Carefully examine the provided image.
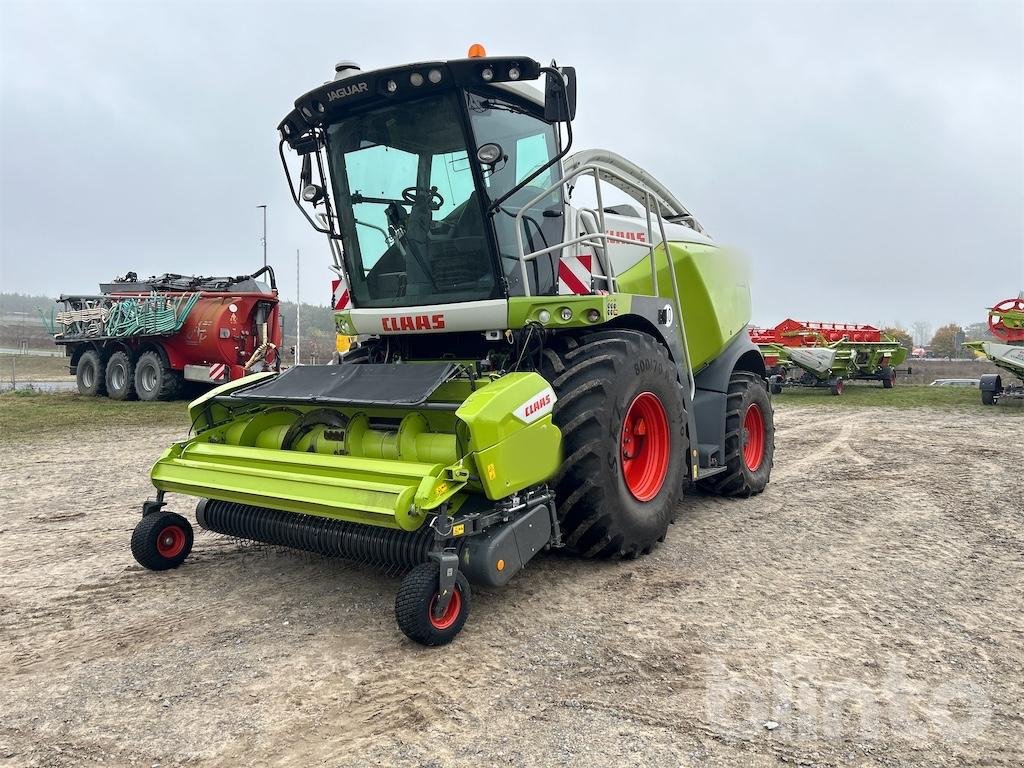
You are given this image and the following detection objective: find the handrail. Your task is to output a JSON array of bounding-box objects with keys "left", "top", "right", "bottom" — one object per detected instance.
[{"left": 512, "top": 162, "right": 696, "bottom": 399}]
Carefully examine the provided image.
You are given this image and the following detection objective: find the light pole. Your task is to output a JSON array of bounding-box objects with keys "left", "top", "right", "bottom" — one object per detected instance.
[{"left": 256, "top": 204, "right": 267, "bottom": 267}]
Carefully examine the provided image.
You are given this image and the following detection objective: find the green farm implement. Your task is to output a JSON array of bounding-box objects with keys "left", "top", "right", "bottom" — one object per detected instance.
[
  {"left": 967, "top": 294, "right": 1024, "bottom": 405},
  {"left": 751, "top": 320, "right": 909, "bottom": 395},
  {"left": 132, "top": 50, "right": 775, "bottom": 644}
]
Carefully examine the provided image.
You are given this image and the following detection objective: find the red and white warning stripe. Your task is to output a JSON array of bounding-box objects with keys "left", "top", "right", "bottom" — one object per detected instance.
[
  {"left": 557, "top": 254, "right": 592, "bottom": 295},
  {"left": 209, "top": 363, "right": 227, "bottom": 381},
  {"left": 331, "top": 278, "right": 351, "bottom": 310}
]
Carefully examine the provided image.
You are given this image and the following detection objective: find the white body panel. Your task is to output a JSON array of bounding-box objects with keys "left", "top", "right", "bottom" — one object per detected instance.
[
  {"left": 980, "top": 342, "right": 1024, "bottom": 375},
  {"left": 347, "top": 299, "right": 508, "bottom": 335},
  {"left": 787, "top": 347, "right": 838, "bottom": 376}
]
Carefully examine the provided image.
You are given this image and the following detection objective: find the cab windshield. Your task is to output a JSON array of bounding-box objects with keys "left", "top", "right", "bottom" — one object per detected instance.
[{"left": 326, "top": 93, "right": 495, "bottom": 308}]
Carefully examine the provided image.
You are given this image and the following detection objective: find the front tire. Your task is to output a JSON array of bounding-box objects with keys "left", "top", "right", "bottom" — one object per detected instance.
[
  {"left": 131, "top": 512, "right": 194, "bottom": 571},
  {"left": 881, "top": 366, "right": 894, "bottom": 388},
  {"left": 105, "top": 351, "right": 136, "bottom": 401},
  {"left": 540, "top": 330, "right": 687, "bottom": 558},
  {"left": 395, "top": 563, "right": 471, "bottom": 646},
  {"left": 697, "top": 372, "right": 775, "bottom": 498},
  {"left": 76, "top": 350, "right": 107, "bottom": 397}
]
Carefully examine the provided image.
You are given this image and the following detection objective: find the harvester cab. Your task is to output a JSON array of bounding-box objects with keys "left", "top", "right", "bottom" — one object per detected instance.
[{"left": 133, "top": 50, "right": 775, "bottom": 645}]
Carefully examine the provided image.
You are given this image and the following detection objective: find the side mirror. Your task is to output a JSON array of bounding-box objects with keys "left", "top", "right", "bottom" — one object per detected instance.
[{"left": 544, "top": 66, "right": 577, "bottom": 122}]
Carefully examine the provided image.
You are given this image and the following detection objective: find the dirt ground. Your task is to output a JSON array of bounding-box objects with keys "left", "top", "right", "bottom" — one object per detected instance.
[{"left": 1, "top": 401, "right": 1021, "bottom": 767}]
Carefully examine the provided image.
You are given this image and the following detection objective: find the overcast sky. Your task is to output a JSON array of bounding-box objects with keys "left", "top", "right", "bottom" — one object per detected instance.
[{"left": 1, "top": 0, "right": 1021, "bottom": 331}]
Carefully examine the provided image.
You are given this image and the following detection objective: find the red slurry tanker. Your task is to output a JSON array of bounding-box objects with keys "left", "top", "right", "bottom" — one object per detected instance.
[{"left": 44, "top": 267, "right": 282, "bottom": 401}]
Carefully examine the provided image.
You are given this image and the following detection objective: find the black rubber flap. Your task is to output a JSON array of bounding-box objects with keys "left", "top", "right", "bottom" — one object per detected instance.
[{"left": 231, "top": 363, "right": 456, "bottom": 406}]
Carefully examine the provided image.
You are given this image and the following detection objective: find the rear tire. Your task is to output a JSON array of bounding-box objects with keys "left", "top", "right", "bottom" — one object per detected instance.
[
  {"left": 540, "top": 330, "right": 686, "bottom": 558},
  {"left": 395, "top": 563, "right": 471, "bottom": 646},
  {"left": 131, "top": 512, "right": 193, "bottom": 571},
  {"left": 981, "top": 389, "right": 996, "bottom": 406},
  {"left": 76, "top": 350, "right": 107, "bottom": 397},
  {"left": 697, "top": 373, "right": 775, "bottom": 498},
  {"left": 104, "top": 351, "right": 136, "bottom": 401},
  {"left": 134, "top": 350, "right": 182, "bottom": 401}
]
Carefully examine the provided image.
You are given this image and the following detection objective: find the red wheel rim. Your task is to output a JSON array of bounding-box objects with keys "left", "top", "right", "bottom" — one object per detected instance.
[
  {"left": 156, "top": 525, "right": 186, "bottom": 558},
  {"left": 428, "top": 589, "right": 462, "bottom": 630},
  {"left": 742, "top": 403, "right": 766, "bottom": 472},
  {"left": 620, "top": 392, "right": 671, "bottom": 502}
]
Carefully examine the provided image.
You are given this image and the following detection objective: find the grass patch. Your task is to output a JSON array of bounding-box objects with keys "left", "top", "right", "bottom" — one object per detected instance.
[
  {"left": 0, "top": 353, "right": 70, "bottom": 380},
  {"left": 772, "top": 383, "right": 1023, "bottom": 413},
  {"left": 0, "top": 391, "right": 188, "bottom": 441}
]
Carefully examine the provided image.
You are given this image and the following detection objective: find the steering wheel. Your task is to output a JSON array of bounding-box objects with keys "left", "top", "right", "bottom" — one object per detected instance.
[{"left": 402, "top": 185, "right": 444, "bottom": 211}]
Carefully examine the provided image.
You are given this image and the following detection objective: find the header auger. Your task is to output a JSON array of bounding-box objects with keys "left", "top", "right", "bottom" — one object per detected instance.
[{"left": 132, "top": 49, "right": 775, "bottom": 644}]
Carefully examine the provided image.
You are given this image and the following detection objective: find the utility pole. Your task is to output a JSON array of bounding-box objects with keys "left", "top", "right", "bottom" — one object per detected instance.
[
  {"left": 257, "top": 204, "right": 268, "bottom": 267},
  {"left": 296, "top": 248, "right": 301, "bottom": 366}
]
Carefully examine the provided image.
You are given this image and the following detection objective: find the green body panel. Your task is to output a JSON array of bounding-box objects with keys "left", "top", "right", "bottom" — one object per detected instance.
[
  {"left": 505, "top": 294, "right": 633, "bottom": 329},
  {"left": 151, "top": 369, "right": 561, "bottom": 530},
  {"left": 152, "top": 441, "right": 442, "bottom": 530},
  {"left": 615, "top": 242, "right": 752, "bottom": 370},
  {"left": 455, "top": 373, "right": 561, "bottom": 499}
]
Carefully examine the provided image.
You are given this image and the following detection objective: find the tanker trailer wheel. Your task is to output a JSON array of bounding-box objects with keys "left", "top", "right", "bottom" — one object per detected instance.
[
  {"left": 131, "top": 512, "right": 194, "bottom": 571},
  {"left": 540, "top": 330, "right": 686, "bottom": 558},
  {"left": 104, "top": 351, "right": 137, "bottom": 401},
  {"left": 76, "top": 350, "right": 107, "bottom": 397},
  {"left": 697, "top": 372, "right": 775, "bottom": 498},
  {"left": 134, "top": 350, "right": 182, "bottom": 401},
  {"left": 831, "top": 378, "right": 844, "bottom": 396},
  {"left": 395, "top": 563, "right": 471, "bottom": 646},
  {"left": 770, "top": 375, "right": 784, "bottom": 395}
]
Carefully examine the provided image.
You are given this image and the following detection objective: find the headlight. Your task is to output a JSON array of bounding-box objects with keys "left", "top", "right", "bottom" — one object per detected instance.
[
  {"left": 409, "top": 72, "right": 424, "bottom": 87},
  {"left": 559, "top": 307, "right": 573, "bottom": 321},
  {"left": 428, "top": 69, "right": 442, "bottom": 84},
  {"left": 481, "top": 67, "right": 494, "bottom": 82}
]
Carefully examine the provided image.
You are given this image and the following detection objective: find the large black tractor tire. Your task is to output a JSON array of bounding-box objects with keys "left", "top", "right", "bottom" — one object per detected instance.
[
  {"left": 134, "top": 350, "right": 182, "bottom": 401},
  {"left": 395, "top": 563, "right": 471, "bottom": 646},
  {"left": 881, "top": 365, "right": 895, "bottom": 388},
  {"left": 75, "top": 349, "right": 107, "bottom": 397},
  {"left": 131, "top": 511, "right": 194, "bottom": 571},
  {"left": 697, "top": 372, "right": 775, "bottom": 498},
  {"left": 540, "top": 330, "right": 687, "bottom": 559},
  {"left": 104, "top": 351, "right": 137, "bottom": 401}
]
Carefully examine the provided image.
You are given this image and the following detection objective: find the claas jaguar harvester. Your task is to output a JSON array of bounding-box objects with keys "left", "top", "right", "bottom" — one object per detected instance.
[{"left": 132, "top": 49, "right": 775, "bottom": 645}]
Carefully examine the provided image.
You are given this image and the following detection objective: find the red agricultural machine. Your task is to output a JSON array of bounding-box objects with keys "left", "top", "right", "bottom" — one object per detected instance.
[
  {"left": 750, "top": 319, "right": 909, "bottom": 395},
  {"left": 43, "top": 267, "right": 282, "bottom": 400}
]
